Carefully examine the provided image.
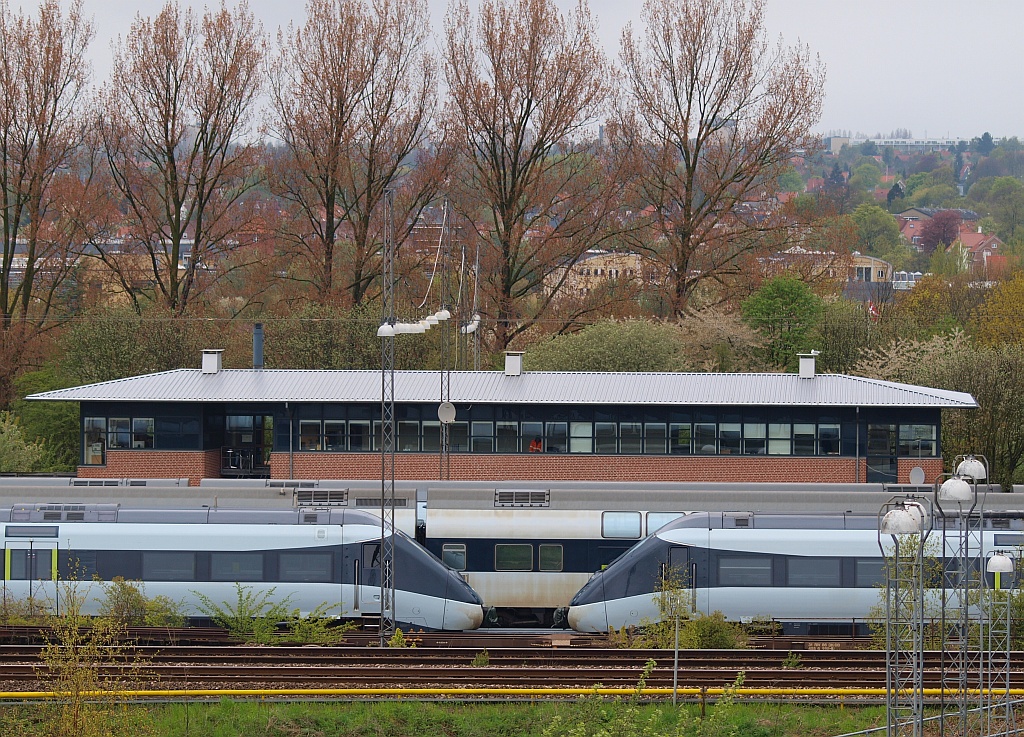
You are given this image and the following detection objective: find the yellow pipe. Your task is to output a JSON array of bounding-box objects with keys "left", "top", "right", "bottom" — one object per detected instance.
[{"left": 3, "top": 687, "right": 1024, "bottom": 700}]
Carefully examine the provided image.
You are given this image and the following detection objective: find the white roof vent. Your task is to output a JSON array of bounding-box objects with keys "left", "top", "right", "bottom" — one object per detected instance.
[
  {"left": 504, "top": 351, "right": 524, "bottom": 377},
  {"left": 202, "top": 349, "right": 224, "bottom": 374},
  {"left": 798, "top": 350, "right": 820, "bottom": 379}
]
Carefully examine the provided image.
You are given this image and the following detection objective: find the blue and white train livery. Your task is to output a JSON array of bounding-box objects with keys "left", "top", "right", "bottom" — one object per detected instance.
[{"left": 1, "top": 503, "right": 484, "bottom": 631}]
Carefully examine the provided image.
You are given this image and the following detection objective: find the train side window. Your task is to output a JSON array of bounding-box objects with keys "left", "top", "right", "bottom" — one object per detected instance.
[
  {"left": 142, "top": 552, "right": 195, "bottom": 581},
  {"left": 280, "top": 552, "right": 332, "bottom": 582},
  {"left": 647, "top": 512, "right": 685, "bottom": 535},
  {"left": 718, "top": 556, "right": 771, "bottom": 586},
  {"left": 786, "top": 557, "right": 840, "bottom": 586},
  {"left": 538, "top": 544, "right": 563, "bottom": 572},
  {"left": 495, "top": 544, "right": 532, "bottom": 571},
  {"left": 441, "top": 544, "right": 467, "bottom": 571},
  {"left": 602, "top": 512, "right": 642, "bottom": 539},
  {"left": 8, "top": 549, "right": 54, "bottom": 580},
  {"left": 855, "top": 558, "right": 885, "bottom": 587},
  {"left": 211, "top": 552, "right": 264, "bottom": 581}
]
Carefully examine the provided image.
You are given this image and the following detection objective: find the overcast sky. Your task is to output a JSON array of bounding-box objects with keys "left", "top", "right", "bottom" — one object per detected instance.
[{"left": 23, "top": 0, "right": 1024, "bottom": 141}]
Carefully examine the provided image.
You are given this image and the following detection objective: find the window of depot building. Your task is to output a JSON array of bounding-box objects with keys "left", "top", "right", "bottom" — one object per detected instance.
[{"left": 82, "top": 415, "right": 156, "bottom": 464}]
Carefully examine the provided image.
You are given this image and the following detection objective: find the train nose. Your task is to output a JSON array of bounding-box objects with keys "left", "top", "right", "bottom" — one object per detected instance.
[
  {"left": 445, "top": 604, "right": 485, "bottom": 630},
  {"left": 567, "top": 603, "right": 608, "bottom": 633}
]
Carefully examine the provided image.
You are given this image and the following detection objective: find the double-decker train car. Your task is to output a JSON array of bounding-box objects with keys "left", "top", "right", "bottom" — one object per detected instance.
[
  {"left": 567, "top": 509, "right": 1024, "bottom": 635},
  {"left": 1, "top": 502, "right": 483, "bottom": 631}
]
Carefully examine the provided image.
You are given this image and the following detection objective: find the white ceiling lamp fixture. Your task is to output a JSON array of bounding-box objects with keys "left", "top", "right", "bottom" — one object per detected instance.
[
  {"left": 955, "top": 455, "right": 987, "bottom": 481},
  {"left": 377, "top": 323, "right": 396, "bottom": 338},
  {"left": 938, "top": 476, "right": 973, "bottom": 503}
]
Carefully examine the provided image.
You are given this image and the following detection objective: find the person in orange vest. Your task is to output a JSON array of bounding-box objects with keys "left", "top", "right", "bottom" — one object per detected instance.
[{"left": 529, "top": 436, "right": 543, "bottom": 453}]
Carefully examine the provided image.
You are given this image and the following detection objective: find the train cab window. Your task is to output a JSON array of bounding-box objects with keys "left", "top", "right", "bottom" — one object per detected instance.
[
  {"left": 143, "top": 552, "right": 195, "bottom": 581},
  {"left": 538, "top": 544, "right": 563, "bottom": 572},
  {"left": 786, "top": 557, "right": 841, "bottom": 586},
  {"left": 280, "top": 552, "right": 332, "bottom": 582},
  {"left": 211, "top": 552, "right": 264, "bottom": 581},
  {"left": 602, "top": 511, "right": 642, "bottom": 539},
  {"left": 495, "top": 544, "right": 533, "bottom": 571},
  {"left": 647, "top": 512, "right": 685, "bottom": 535},
  {"left": 441, "top": 544, "right": 467, "bottom": 571},
  {"left": 855, "top": 558, "right": 885, "bottom": 587},
  {"left": 718, "top": 556, "right": 772, "bottom": 586}
]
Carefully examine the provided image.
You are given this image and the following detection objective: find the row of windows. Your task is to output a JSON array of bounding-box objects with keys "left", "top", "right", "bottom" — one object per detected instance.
[
  {"left": 712, "top": 555, "right": 883, "bottom": 588},
  {"left": 80, "top": 412, "right": 939, "bottom": 462},
  {"left": 293, "top": 419, "right": 850, "bottom": 456},
  {"left": 5, "top": 549, "right": 338, "bottom": 584},
  {"left": 442, "top": 543, "right": 565, "bottom": 572}
]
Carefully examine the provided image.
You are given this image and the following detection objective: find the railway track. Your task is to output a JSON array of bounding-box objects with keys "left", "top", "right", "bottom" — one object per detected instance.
[{"left": 2, "top": 645, "right": 1019, "bottom": 692}]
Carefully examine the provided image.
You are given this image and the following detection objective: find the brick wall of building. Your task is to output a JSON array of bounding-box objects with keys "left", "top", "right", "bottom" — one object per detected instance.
[
  {"left": 78, "top": 450, "right": 221, "bottom": 486},
  {"left": 270, "top": 453, "right": 944, "bottom": 484},
  {"left": 78, "top": 451, "right": 947, "bottom": 486}
]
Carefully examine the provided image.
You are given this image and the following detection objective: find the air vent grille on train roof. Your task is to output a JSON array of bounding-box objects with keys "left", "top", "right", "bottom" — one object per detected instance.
[
  {"left": 296, "top": 489, "right": 348, "bottom": 506},
  {"left": 355, "top": 497, "right": 407, "bottom": 507},
  {"left": 494, "top": 489, "right": 550, "bottom": 507}
]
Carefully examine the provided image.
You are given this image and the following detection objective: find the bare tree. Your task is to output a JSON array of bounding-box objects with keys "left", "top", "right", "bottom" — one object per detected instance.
[
  {"left": 267, "top": 0, "right": 439, "bottom": 307},
  {"left": 619, "top": 0, "right": 825, "bottom": 315},
  {"left": 0, "top": 0, "right": 93, "bottom": 403},
  {"left": 98, "top": 0, "right": 265, "bottom": 315},
  {"left": 443, "top": 0, "right": 624, "bottom": 350}
]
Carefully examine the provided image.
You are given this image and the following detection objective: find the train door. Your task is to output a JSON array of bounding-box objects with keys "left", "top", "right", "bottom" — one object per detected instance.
[
  {"left": 358, "top": 542, "right": 382, "bottom": 614},
  {"left": 667, "top": 546, "right": 696, "bottom": 615},
  {"left": 4, "top": 540, "right": 58, "bottom": 614}
]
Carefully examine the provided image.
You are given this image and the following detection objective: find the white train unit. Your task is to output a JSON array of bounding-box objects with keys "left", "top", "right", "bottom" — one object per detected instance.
[
  {"left": 568, "top": 510, "right": 1024, "bottom": 635},
  {"left": 0, "top": 479, "right": 1021, "bottom": 629},
  {"left": 1, "top": 503, "right": 483, "bottom": 631}
]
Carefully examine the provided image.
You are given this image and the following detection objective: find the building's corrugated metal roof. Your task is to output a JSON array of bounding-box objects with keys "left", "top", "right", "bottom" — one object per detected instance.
[{"left": 26, "top": 369, "right": 978, "bottom": 408}]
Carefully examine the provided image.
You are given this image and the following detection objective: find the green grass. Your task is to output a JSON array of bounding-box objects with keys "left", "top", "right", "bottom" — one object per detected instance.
[{"left": 1, "top": 699, "right": 888, "bottom": 737}]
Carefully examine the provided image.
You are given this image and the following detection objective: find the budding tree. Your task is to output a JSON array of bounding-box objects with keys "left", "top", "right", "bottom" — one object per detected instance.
[
  {"left": 443, "top": 0, "right": 623, "bottom": 349},
  {"left": 267, "top": 0, "right": 439, "bottom": 307},
  {"left": 98, "top": 0, "right": 265, "bottom": 315},
  {"left": 0, "top": 0, "right": 93, "bottom": 404},
  {"left": 619, "top": 0, "right": 826, "bottom": 315}
]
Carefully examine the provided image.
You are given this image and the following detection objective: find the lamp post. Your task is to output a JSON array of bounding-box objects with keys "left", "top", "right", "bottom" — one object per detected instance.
[
  {"left": 985, "top": 551, "right": 1016, "bottom": 736},
  {"left": 879, "top": 495, "right": 931, "bottom": 737},
  {"left": 933, "top": 454, "right": 988, "bottom": 737}
]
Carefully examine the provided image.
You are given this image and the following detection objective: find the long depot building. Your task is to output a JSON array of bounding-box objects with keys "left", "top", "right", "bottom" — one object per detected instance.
[{"left": 27, "top": 350, "right": 975, "bottom": 487}]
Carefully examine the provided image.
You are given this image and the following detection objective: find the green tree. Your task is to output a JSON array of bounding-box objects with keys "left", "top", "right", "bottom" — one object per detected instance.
[
  {"left": 851, "top": 203, "right": 901, "bottom": 255},
  {"left": 813, "top": 299, "right": 873, "bottom": 373},
  {"left": 984, "top": 177, "right": 1024, "bottom": 240},
  {"left": 740, "top": 276, "right": 824, "bottom": 370},
  {"left": 11, "top": 367, "right": 79, "bottom": 471},
  {"left": 848, "top": 161, "right": 882, "bottom": 193},
  {"left": 778, "top": 166, "right": 804, "bottom": 193},
  {"left": 524, "top": 319, "right": 685, "bottom": 372},
  {"left": 0, "top": 411, "right": 45, "bottom": 472}
]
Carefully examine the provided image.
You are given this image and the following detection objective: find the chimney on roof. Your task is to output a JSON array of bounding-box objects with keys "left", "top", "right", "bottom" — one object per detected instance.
[
  {"left": 253, "top": 323, "right": 264, "bottom": 370},
  {"left": 798, "top": 350, "right": 820, "bottom": 379},
  {"left": 202, "top": 349, "right": 224, "bottom": 374},
  {"left": 504, "top": 351, "right": 524, "bottom": 377}
]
